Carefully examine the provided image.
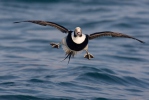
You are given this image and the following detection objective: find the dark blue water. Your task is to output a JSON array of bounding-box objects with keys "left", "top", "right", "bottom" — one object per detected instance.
[{"left": 0, "top": 0, "right": 149, "bottom": 100}]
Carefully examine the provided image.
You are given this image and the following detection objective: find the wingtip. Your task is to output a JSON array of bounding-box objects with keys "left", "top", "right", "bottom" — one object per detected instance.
[
  {"left": 138, "top": 39, "right": 145, "bottom": 44},
  {"left": 13, "top": 21, "right": 28, "bottom": 23},
  {"left": 141, "top": 41, "right": 145, "bottom": 44},
  {"left": 13, "top": 21, "right": 24, "bottom": 23},
  {"left": 13, "top": 21, "right": 20, "bottom": 23}
]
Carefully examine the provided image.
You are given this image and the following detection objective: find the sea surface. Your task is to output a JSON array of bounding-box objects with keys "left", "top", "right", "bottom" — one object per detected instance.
[{"left": 0, "top": 0, "right": 149, "bottom": 100}]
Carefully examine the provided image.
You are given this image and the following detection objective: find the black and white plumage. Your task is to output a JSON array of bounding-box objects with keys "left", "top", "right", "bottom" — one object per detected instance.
[{"left": 14, "top": 20, "right": 145, "bottom": 63}]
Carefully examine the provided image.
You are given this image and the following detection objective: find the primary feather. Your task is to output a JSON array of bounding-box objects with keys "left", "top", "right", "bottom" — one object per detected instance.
[
  {"left": 14, "top": 20, "right": 69, "bottom": 33},
  {"left": 89, "top": 31, "right": 145, "bottom": 43}
]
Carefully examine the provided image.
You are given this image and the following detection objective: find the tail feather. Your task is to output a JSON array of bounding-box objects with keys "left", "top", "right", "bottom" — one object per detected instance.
[{"left": 61, "top": 51, "right": 73, "bottom": 64}]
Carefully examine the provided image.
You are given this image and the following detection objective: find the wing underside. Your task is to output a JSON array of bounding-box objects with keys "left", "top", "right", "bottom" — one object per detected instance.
[
  {"left": 89, "top": 31, "right": 144, "bottom": 43},
  {"left": 14, "top": 20, "right": 69, "bottom": 33}
]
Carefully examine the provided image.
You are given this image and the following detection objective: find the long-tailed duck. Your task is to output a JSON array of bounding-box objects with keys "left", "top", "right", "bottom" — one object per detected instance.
[{"left": 14, "top": 20, "right": 144, "bottom": 63}]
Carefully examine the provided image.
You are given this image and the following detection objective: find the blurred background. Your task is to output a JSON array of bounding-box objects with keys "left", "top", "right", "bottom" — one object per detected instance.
[{"left": 0, "top": 0, "right": 149, "bottom": 100}]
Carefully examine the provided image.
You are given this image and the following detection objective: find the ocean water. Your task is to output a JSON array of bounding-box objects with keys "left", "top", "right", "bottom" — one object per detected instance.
[{"left": 0, "top": 0, "right": 149, "bottom": 100}]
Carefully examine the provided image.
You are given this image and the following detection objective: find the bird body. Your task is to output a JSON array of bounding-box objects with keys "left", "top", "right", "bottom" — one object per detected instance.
[
  {"left": 14, "top": 20, "right": 144, "bottom": 63},
  {"left": 66, "top": 32, "right": 88, "bottom": 51},
  {"left": 61, "top": 35, "right": 88, "bottom": 58}
]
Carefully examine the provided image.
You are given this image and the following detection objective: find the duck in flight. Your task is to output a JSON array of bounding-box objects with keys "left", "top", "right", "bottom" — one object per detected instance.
[{"left": 14, "top": 20, "right": 144, "bottom": 63}]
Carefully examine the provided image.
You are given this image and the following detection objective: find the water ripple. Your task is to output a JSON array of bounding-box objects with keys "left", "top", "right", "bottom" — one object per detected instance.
[{"left": 0, "top": 0, "right": 149, "bottom": 100}]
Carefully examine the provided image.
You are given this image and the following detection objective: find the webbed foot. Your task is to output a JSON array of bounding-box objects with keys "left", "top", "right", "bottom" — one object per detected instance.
[
  {"left": 84, "top": 53, "right": 94, "bottom": 60},
  {"left": 50, "top": 42, "right": 60, "bottom": 49}
]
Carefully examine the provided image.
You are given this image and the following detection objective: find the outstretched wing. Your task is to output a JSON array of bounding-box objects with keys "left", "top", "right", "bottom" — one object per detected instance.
[
  {"left": 89, "top": 31, "right": 145, "bottom": 43},
  {"left": 14, "top": 20, "right": 70, "bottom": 33}
]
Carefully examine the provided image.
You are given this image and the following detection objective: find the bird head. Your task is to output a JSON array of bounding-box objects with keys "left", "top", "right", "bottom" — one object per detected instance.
[{"left": 74, "top": 27, "right": 82, "bottom": 37}]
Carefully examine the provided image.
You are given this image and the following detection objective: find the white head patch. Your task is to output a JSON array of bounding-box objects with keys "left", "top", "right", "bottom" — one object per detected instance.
[{"left": 74, "top": 27, "right": 82, "bottom": 36}]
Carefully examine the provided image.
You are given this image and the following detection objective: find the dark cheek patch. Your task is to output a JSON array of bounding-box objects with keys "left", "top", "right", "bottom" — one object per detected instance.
[{"left": 79, "top": 34, "right": 82, "bottom": 37}]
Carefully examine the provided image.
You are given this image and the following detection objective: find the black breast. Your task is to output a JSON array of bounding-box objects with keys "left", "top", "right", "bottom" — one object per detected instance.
[{"left": 66, "top": 33, "right": 89, "bottom": 51}]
